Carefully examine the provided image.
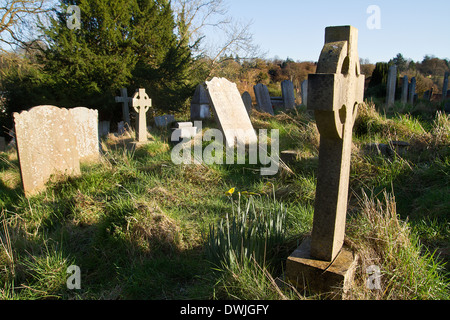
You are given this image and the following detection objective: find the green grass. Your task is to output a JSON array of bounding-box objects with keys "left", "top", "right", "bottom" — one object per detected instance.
[{"left": 1, "top": 102, "right": 449, "bottom": 300}]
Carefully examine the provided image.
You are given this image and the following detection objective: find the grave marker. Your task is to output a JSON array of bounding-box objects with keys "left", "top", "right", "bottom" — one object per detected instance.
[
  {"left": 301, "top": 80, "right": 308, "bottom": 106},
  {"left": 98, "top": 121, "right": 110, "bottom": 137},
  {"left": 401, "top": 76, "right": 408, "bottom": 104},
  {"left": 191, "top": 84, "right": 211, "bottom": 120},
  {"left": 287, "top": 26, "right": 363, "bottom": 297},
  {"left": 206, "top": 77, "right": 258, "bottom": 148},
  {"left": 408, "top": 77, "right": 416, "bottom": 105},
  {"left": 442, "top": 72, "right": 449, "bottom": 101},
  {"left": 253, "top": 83, "right": 274, "bottom": 115},
  {"left": 132, "top": 88, "right": 151, "bottom": 143},
  {"left": 154, "top": 115, "right": 175, "bottom": 128},
  {"left": 69, "top": 107, "right": 100, "bottom": 162},
  {"left": 14, "top": 105, "right": 81, "bottom": 197},
  {"left": 386, "top": 65, "right": 397, "bottom": 107},
  {"left": 241, "top": 91, "right": 253, "bottom": 115},
  {"left": 281, "top": 80, "right": 296, "bottom": 109},
  {"left": 115, "top": 88, "right": 132, "bottom": 126}
]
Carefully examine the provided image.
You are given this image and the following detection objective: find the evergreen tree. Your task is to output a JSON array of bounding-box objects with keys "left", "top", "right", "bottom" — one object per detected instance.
[{"left": 3, "top": 0, "right": 195, "bottom": 122}]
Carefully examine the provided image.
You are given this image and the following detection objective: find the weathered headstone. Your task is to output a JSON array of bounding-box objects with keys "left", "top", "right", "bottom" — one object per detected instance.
[
  {"left": 206, "top": 77, "right": 258, "bottom": 148},
  {"left": 281, "top": 80, "right": 296, "bottom": 109},
  {"left": 98, "top": 121, "right": 110, "bottom": 137},
  {"left": 115, "top": 88, "right": 132, "bottom": 126},
  {"left": 386, "top": 65, "right": 397, "bottom": 107},
  {"left": 241, "top": 91, "right": 253, "bottom": 115},
  {"left": 401, "top": 76, "right": 409, "bottom": 104},
  {"left": 442, "top": 72, "right": 449, "bottom": 101},
  {"left": 287, "top": 26, "right": 363, "bottom": 297},
  {"left": 253, "top": 83, "right": 274, "bottom": 115},
  {"left": 0, "top": 136, "right": 5, "bottom": 152},
  {"left": 69, "top": 107, "right": 100, "bottom": 162},
  {"left": 154, "top": 115, "right": 175, "bottom": 128},
  {"left": 13, "top": 105, "right": 81, "bottom": 197},
  {"left": 301, "top": 80, "right": 308, "bottom": 106},
  {"left": 408, "top": 77, "right": 416, "bottom": 105},
  {"left": 132, "top": 88, "right": 151, "bottom": 143},
  {"left": 191, "top": 84, "right": 211, "bottom": 120}
]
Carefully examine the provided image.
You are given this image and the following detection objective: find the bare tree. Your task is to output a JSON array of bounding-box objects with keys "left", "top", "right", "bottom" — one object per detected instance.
[
  {"left": 0, "top": 0, "right": 52, "bottom": 53},
  {"left": 172, "top": 0, "right": 261, "bottom": 74}
]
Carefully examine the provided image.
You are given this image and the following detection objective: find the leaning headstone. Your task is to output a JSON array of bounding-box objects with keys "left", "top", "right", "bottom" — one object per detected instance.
[
  {"left": 115, "top": 88, "right": 132, "bottom": 126},
  {"left": 154, "top": 115, "right": 175, "bottom": 128},
  {"left": 301, "top": 80, "right": 308, "bottom": 106},
  {"left": 69, "top": 107, "right": 100, "bottom": 162},
  {"left": 287, "top": 26, "right": 363, "bottom": 298},
  {"left": 401, "top": 76, "right": 408, "bottom": 104},
  {"left": 241, "top": 91, "right": 253, "bottom": 115},
  {"left": 13, "top": 105, "right": 81, "bottom": 197},
  {"left": 132, "top": 88, "right": 152, "bottom": 143},
  {"left": 253, "top": 83, "right": 274, "bottom": 115},
  {"left": 191, "top": 84, "right": 211, "bottom": 120},
  {"left": 0, "top": 136, "right": 5, "bottom": 152},
  {"left": 386, "top": 65, "right": 397, "bottom": 108},
  {"left": 442, "top": 72, "right": 449, "bottom": 101},
  {"left": 281, "top": 80, "right": 296, "bottom": 109},
  {"left": 206, "top": 77, "right": 258, "bottom": 148},
  {"left": 408, "top": 77, "right": 416, "bottom": 105}
]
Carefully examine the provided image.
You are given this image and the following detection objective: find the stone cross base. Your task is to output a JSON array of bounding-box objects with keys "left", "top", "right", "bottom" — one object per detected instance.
[{"left": 286, "top": 238, "right": 358, "bottom": 300}]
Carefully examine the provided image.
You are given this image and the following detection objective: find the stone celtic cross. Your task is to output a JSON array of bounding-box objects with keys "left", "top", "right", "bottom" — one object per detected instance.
[
  {"left": 132, "top": 88, "right": 151, "bottom": 143},
  {"left": 307, "top": 26, "right": 365, "bottom": 262}
]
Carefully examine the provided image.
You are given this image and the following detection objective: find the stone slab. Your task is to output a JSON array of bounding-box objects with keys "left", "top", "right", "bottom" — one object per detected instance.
[
  {"left": 386, "top": 65, "right": 397, "bottom": 107},
  {"left": 176, "top": 122, "right": 194, "bottom": 128},
  {"left": 281, "top": 80, "right": 296, "bottom": 109},
  {"left": 241, "top": 91, "right": 253, "bottom": 115},
  {"left": 286, "top": 238, "right": 357, "bottom": 299},
  {"left": 253, "top": 83, "right": 274, "bottom": 115},
  {"left": 13, "top": 105, "right": 81, "bottom": 197},
  {"left": 98, "top": 121, "right": 110, "bottom": 137},
  {"left": 69, "top": 107, "right": 100, "bottom": 162},
  {"left": 301, "top": 80, "right": 308, "bottom": 106},
  {"left": 205, "top": 77, "right": 258, "bottom": 148}
]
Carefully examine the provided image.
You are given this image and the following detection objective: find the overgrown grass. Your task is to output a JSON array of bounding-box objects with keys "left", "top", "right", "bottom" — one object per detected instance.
[
  {"left": 0, "top": 101, "right": 449, "bottom": 300},
  {"left": 347, "top": 191, "right": 449, "bottom": 300}
]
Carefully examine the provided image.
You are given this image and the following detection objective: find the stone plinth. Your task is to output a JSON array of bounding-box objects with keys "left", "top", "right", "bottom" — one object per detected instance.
[{"left": 286, "top": 238, "right": 357, "bottom": 299}]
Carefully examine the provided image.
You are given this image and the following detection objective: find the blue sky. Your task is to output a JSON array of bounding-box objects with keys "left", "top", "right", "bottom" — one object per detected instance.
[{"left": 225, "top": 0, "right": 450, "bottom": 63}]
